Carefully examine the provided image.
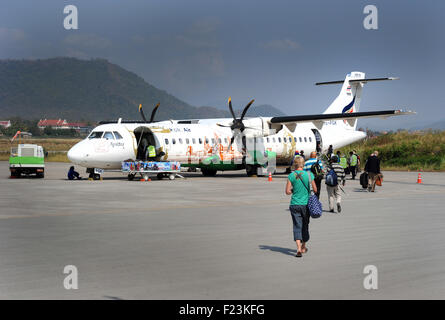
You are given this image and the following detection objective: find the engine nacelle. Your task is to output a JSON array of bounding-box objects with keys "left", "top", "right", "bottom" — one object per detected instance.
[{"left": 241, "top": 117, "right": 279, "bottom": 138}]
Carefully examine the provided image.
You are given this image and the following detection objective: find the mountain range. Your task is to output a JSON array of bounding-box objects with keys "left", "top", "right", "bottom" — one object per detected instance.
[{"left": 0, "top": 58, "right": 285, "bottom": 122}]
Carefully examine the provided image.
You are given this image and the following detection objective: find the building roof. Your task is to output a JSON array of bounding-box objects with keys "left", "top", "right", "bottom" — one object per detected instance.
[{"left": 38, "top": 119, "right": 68, "bottom": 127}]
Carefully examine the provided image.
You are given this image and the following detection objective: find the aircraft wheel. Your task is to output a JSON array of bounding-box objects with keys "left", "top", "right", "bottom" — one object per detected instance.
[
  {"left": 128, "top": 173, "right": 135, "bottom": 181},
  {"left": 201, "top": 169, "right": 217, "bottom": 177},
  {"left": 168, "top": 174, "right": 175, "bottom": 180},
  {"left": 93, "top": 174, "right": 101, "bottom": 180},
  {"left": 246, "top": 165, "right": 258, "bottom": 177}
]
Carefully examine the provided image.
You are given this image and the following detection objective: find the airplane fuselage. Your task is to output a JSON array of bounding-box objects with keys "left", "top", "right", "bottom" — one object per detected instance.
[{"left": 67, "top": 117, "right": 366, "bottom": 171}]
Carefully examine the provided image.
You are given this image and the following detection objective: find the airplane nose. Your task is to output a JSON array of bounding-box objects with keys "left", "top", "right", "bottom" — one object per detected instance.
[{"left": 67, "top": 143, "right": 84, "bottom": 164}]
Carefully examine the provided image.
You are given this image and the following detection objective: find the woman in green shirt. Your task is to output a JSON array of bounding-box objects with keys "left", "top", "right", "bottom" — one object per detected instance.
[{"left": 285, "top": 156, "right": 317, "bottom": 257}]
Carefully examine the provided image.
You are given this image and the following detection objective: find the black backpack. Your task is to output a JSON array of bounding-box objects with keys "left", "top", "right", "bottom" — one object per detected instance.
[{"left": 311, "top": 162, "right": 323, "bottom": 179}]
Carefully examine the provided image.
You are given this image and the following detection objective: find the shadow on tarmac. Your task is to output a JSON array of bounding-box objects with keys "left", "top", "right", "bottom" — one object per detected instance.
[{"left": 259, "top": 245, "right": 298, "bottom": 257}]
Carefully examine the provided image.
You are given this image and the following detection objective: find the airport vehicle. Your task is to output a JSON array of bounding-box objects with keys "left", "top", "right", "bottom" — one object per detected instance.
[
  {"left": 122, "top": 161, "right": 181, "bottom": 181},
  {"left": 9, "top": 144, "right": 45, "bottom": 178},
  {"left": 67, "top": 72, "right": 415, "bottom": 177}
]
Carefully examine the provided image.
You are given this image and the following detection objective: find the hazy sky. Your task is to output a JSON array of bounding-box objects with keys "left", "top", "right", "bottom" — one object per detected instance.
[{"left": 1, "top": 0, "right": 444, "bottom": 129}]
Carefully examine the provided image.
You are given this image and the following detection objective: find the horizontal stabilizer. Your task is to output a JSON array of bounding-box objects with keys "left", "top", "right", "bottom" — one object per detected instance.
[
  {"left": 270, "top": 109, "right": 415, "bottom": 124},
  {"left": 316, "top": 77, "right": 398, "bottom": 86}
]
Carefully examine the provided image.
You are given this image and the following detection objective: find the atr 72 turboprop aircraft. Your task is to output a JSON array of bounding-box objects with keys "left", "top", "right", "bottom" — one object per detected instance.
[{"left": 67, "top": 71, "right": 414, "bottom": 177}]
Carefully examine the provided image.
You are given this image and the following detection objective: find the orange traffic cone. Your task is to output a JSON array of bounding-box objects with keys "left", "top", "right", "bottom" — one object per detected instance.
[
  {"left": 417, "top": 173, "right": 422, "bottom": 184},
  {"left": 268, "top": 172, "right": 272, "bottom": 182}
]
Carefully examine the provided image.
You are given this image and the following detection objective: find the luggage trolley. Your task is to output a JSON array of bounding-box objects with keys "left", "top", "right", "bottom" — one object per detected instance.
[{"left": 122, "top": 161, "right": 182, "bottom": 181}]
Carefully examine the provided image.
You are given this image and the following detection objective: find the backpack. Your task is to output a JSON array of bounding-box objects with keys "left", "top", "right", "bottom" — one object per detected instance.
[
  {"left": 325, "top": 169, "right": 338, "bottom": 187},
  {"left": 360, "top": 172, "right": 368, "bottom": 189},
  {"left": 310, "top": 162, "right": 323, "bottom": 179}
]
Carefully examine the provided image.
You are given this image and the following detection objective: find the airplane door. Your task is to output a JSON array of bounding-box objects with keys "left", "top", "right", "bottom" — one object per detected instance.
[{"left": 311, "top": 129, "right": 323, "bottom": 153}]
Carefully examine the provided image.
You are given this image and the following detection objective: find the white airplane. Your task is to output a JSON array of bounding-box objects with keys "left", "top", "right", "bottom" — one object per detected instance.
[{"left": 67, "top": 71, "right": 414, "bottom": 178}]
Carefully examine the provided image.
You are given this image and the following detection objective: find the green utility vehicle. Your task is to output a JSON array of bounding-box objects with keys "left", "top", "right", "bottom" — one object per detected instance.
[{"left": 9, "top": 144, "right": 45, "bottom": 178}]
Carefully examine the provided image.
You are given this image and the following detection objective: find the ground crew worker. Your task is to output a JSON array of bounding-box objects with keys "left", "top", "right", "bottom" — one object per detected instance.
[
  {"left": 339, "top": 153, "right": 348, "bottom": 178},
  {"left": 146, "top": 144, "right": 156, "bottom": 161},
  {"left": 67, "top": 166, "right": 81, "bottom": 180},
  {"left": 348, "top": 151, "right": 358, "bottom": 180}
]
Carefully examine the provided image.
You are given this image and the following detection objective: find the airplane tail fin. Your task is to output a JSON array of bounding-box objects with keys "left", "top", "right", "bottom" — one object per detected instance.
[{"left": 316, "top": 72, "right": 398, "bottom": 130}]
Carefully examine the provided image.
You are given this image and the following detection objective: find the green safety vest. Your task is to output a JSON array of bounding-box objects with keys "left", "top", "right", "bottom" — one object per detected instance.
[
  {"left": 339, "top": 156, "right": 348, "bottom": 169},
  {"left": 148, "top": 145, "right": 156, "bottom": 157},
  {"left": 350, "top": 154, "right": 358, "bottom": 166}
]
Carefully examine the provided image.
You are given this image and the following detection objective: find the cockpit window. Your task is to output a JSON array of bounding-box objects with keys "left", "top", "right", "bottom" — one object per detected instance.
[
  {"left": 88, "top": 131, "right": 104, "bottom": 139},
  {"left": 113, "top": 131, "right": 123, "bottom": 140},
  {"left": 103, "top": 132, "right": 115, "bottom": 140}
]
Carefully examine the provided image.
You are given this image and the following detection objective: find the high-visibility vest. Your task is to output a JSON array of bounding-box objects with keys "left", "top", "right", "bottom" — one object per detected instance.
[
  {"left": 350, "top": 154, "right": 358, "bottom": 166},
  {"left": 148, "top": 145, "right": 156, "bottom": 157},
  {"left": 339, "top": 156, "right": 348, "bottom": 169}
]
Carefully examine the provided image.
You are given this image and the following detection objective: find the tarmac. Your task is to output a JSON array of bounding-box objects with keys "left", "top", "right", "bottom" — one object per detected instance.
[{"left": 0, "top": 161, "right": 444, "bottom": 299}]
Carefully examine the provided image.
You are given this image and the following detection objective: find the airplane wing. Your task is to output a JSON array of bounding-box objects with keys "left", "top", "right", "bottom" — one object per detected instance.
[{"left": 270, "top": 109, "right": 415, "bottom": 125}]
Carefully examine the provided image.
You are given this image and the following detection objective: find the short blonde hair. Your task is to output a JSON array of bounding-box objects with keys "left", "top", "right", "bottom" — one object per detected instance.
[
  {"left": 292, "top": 156, "right": 305, "bottom": 170},
  {"left": 374, "top": 150, "right": 379, "bottom": 156}
]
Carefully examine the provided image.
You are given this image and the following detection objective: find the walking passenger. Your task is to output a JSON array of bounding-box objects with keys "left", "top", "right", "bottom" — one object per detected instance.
[
  {"left": 364, "top": 151, "right": 381, "bottom": 192},
  {"left": 303, "top": 151, "right": 324, "bottom": 199},
  {"left": 325, "top": 156, "right": 346, "bottom": 213},
  {"left": 285, "top": 157, "right": 317, "bottom": 258}
]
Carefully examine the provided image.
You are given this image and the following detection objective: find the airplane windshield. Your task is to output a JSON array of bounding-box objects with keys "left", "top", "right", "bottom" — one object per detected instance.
[
  {"left": 88, "top": 131, "right": 104, "bottom": 139},
  {"left": 103, "top": 132, "right": 115, "bottom": 140}
]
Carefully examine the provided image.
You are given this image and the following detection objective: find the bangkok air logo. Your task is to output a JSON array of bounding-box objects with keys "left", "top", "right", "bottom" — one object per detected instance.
[{"left": 342, "top": 95, "right": 355, "bottom": 125}]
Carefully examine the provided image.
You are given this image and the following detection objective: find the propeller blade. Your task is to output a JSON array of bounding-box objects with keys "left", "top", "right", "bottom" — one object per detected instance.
[
  {"left": 149, "top": 102, "right": 160, "bottom": 123},
  {"left": 217, "top": 123, "right": 232, "bottom": 127},
  {"left": 228, "top": 97, "right": 236, "bottom": 120},
  {"left": 227, "top": 136, "right": 235, "bottom": 150},
  {"left": 240, "top": 99, "right": 255, "bottom": 120},
  {"left": 139, "top": 104, "right": 148, "bottom": 123}
]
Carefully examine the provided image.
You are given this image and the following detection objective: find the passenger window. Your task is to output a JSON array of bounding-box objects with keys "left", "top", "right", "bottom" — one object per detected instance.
[
  {"left": 165, "top": 138, "right": 169, "bottom": 145},
  {"left": 192, "top": 138, "right": 196, "bottom": 144},
  {"left": 211, "top": 138, "right": 215, "bottom": 144},
  {"left": 224, "top": 138, "right": 228, "bottom": 144},
  {"left": 218, "top": 138, "right": 221, "bottom": 144},
  {"left": 103, "top": 132, "right": 115, "bottom": 140},
  {"left": 186, "top": 138, "right": 190, "bottom": 144},
  {"left": 299, "top": 137, "right": 302, "bottom": 143},
  {"left": 294, "top": 137, "right": 297, "bottom": 142},
  {"left": 179, "top": 138, "right": 183, "bottom": 144},
  {"left": 278, "top": 137, "right": 281, "bottom": 143},
  {"left": 199, "top": 138, "right": 203, "bottom": 144},
  {"left": 205, "top": 138, "right": 209, "bottom": 144},
  {"left": 309, "top": 137, "right": 312, "bottom": 142},
  {"left": 113, "top": 132, "right": 123, "bottom": 140},
  {"left": 88, "top": 131, "right": 104, "bottom": 139},
  {"left": 172, "top": 138, "right": 176, "bottom": 144},
  {"left": 304, "top": 137, "right": 307, "bottom": 142},
  {"left": 283, "top": 137, "right": 287, "bottom": 143},
  {"left": 267, "top": 138, "right": 270, "bottom": 143},
  {"left": 273, "top": 138, "right": 276, "bottom": 143}
]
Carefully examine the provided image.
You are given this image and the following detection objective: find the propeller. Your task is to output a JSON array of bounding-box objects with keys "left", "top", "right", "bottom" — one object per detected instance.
[
  {"left": 217, "top": 97, "right": 256, "bottom": 151},
  {"left": 137, "top": 103, "right": 160, "bottom": 157},
  {"left": 139, "top": 102, "right": 160, "bottom": 123}
]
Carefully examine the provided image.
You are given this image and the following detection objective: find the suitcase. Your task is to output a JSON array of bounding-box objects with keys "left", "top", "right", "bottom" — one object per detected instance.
[{"left": 360, "top": 172, "right": 368, "bottom": 189}]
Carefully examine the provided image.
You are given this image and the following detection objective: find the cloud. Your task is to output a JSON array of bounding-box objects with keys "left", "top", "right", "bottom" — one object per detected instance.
[
  {"left": 260, "top": 38, "right": 300, "bottom": 51},
  {"left": 0, "top": 28, "right": 26, "bottom": 42},
  {"left": 64, "top": 33, "right": 112, "bottom": 49}
]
